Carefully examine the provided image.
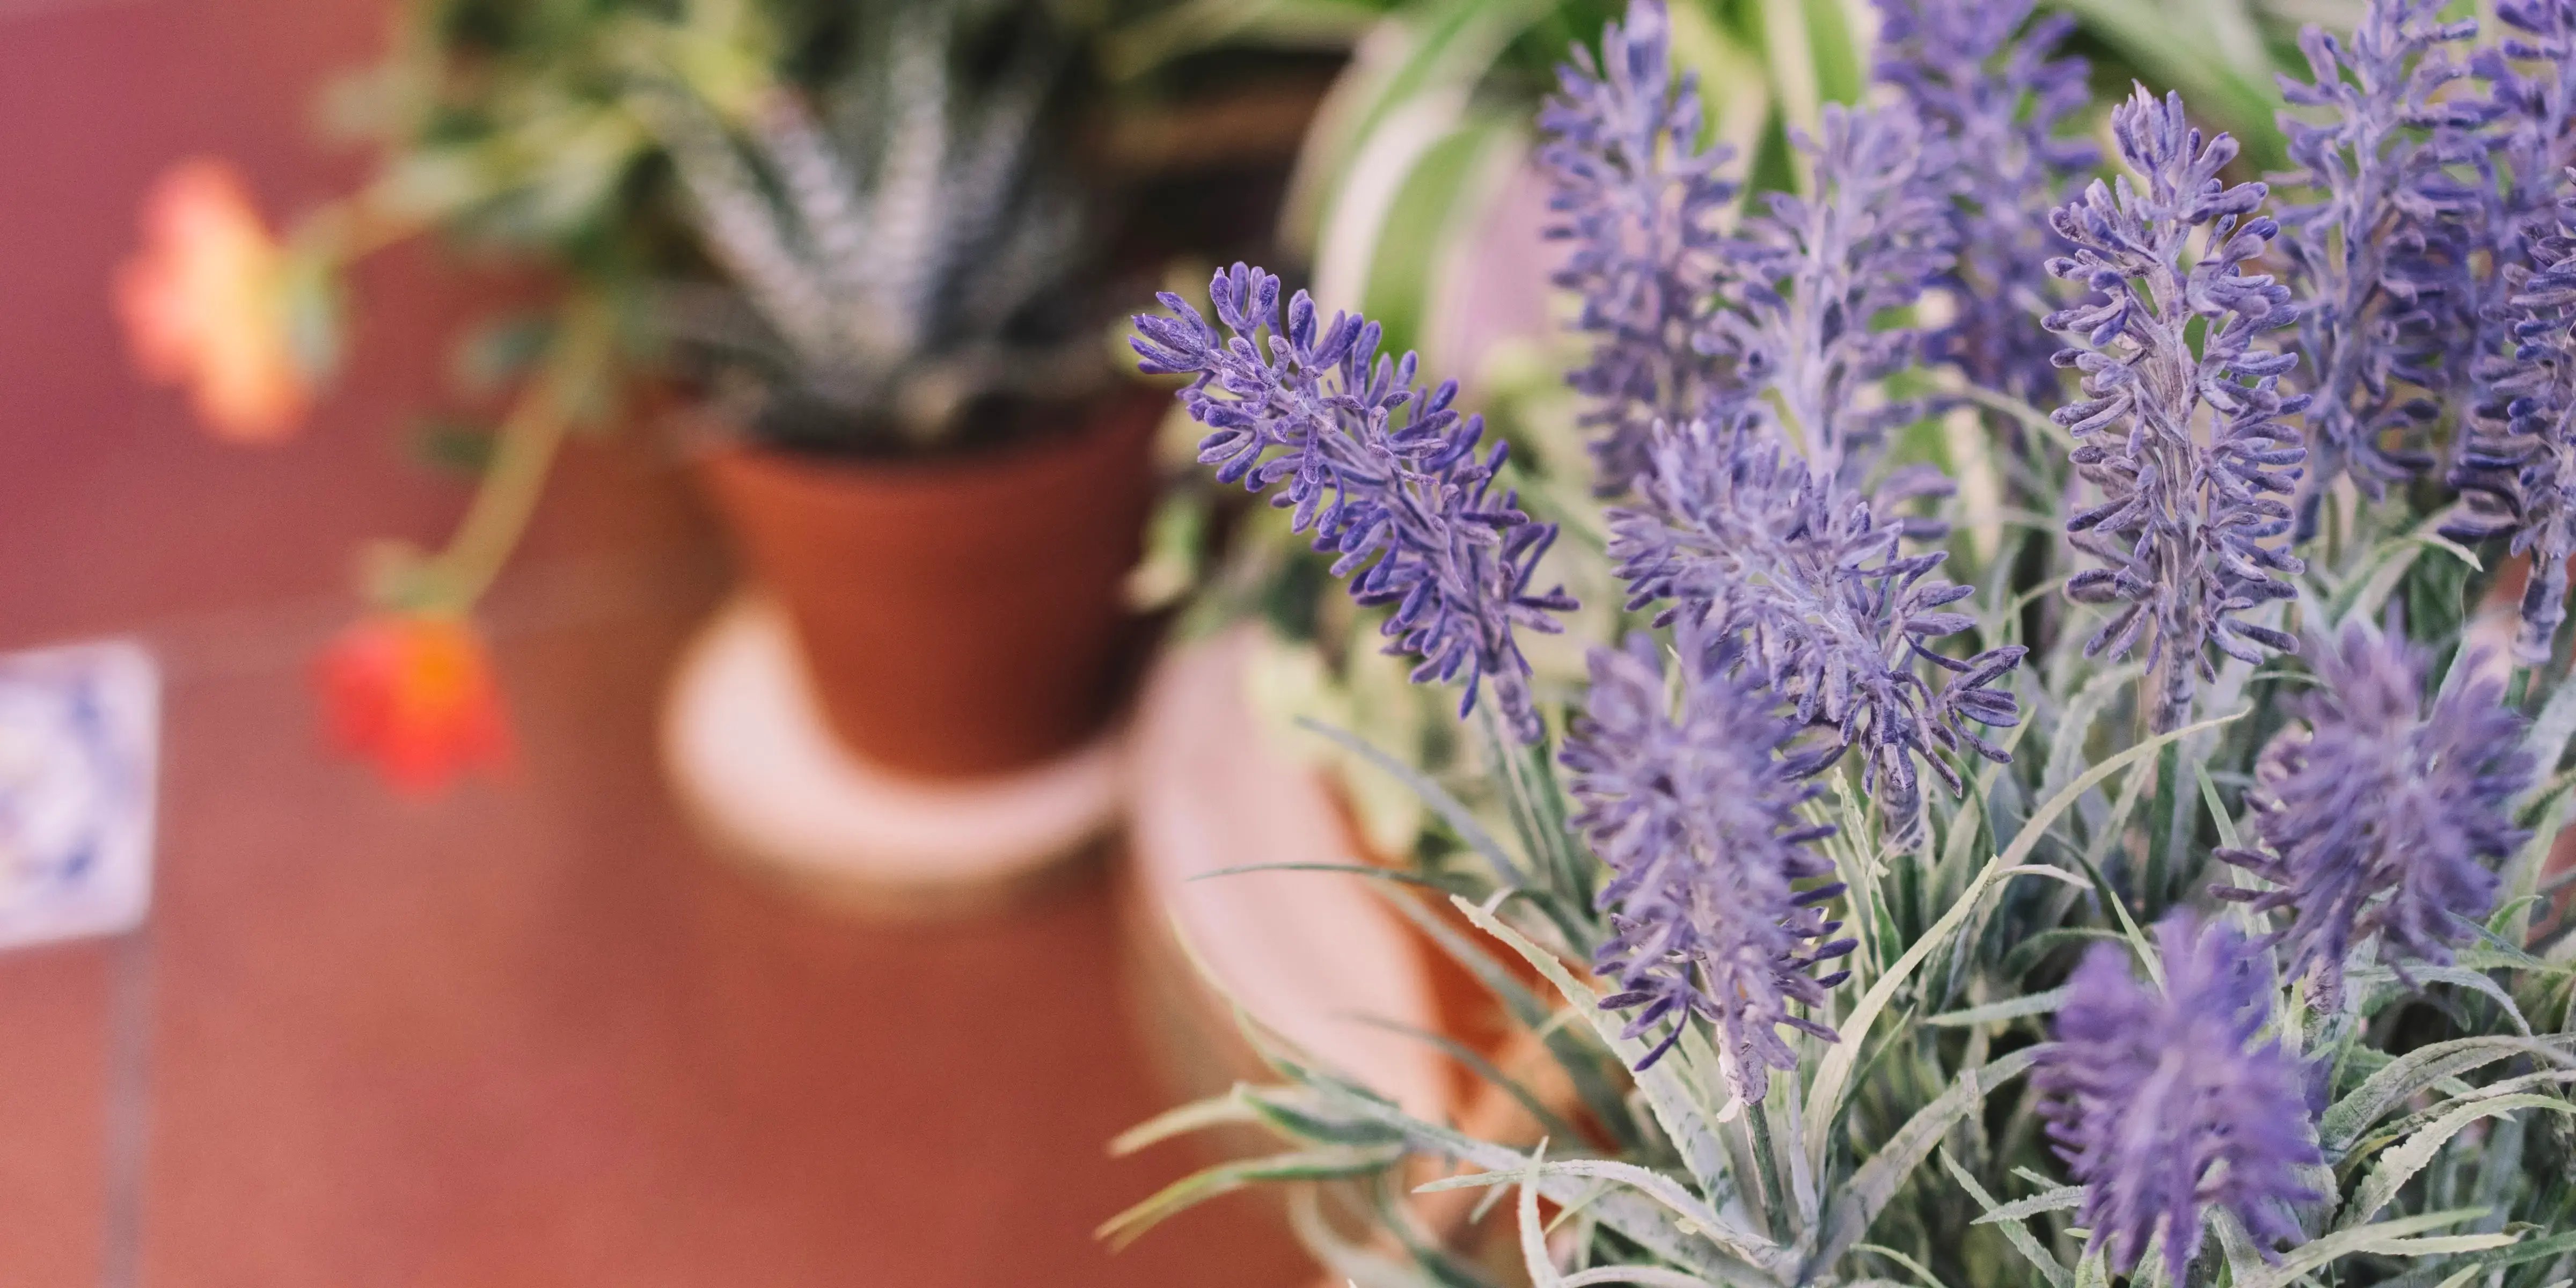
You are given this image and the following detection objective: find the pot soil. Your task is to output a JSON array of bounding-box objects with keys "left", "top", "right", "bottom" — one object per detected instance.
[{"left": 696, "top": 390, "right": 1161, "bottom": 779}]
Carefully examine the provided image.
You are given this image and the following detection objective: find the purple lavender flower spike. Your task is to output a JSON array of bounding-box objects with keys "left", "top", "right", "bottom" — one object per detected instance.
[
  {"left": 2046, "top": 87, "right": 2310, "bottom": 732},
  {"left": 1714, "top": 104, "right": 1955, "bottom": 487},
  {"left": 1609, "top": 415, "right": 2025, "bottom": 827},
  {"left": 2275, "top": 0, "right": 2492, "bottom": 544},
  {"left": 1131, "top": 264, "right": 1578, "bottom": 741},
  {"left": 2448, "top": 181, "right": 2576, "bottom": 663},
  {"left": 1538, "top": 0, "right": 1739, "bottom": 494},
  {"left": 2037, "top": 915, "right": 2324, "bottom": 1280},
  {"left": 2218, "top": 620, "right": 2535, "bottom": 1005},
  {"left": 1874, "top": 0, "right": 2097, "bottom": 407},
  {"left": 1561, "top": 630, "right": 1854, "bottom": 1099},
  {"left": 2450, "top": 0, "right": 2576, "bottom": 519}
]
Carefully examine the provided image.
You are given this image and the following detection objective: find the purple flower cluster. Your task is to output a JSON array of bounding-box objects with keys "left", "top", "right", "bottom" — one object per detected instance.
[
  {"left": 2276, "top": 0, "right": 2492, "bottom": 543},
  {"left": 2447, "top": 3, "right": 2576, "bottom": 662},
  {"left": 1715, "top": 104, "right": 1955, "bottom": 487},
  {"left": 1131, "top": 264, "right": 1576, "bottom": 741},
  {"left": 1538, "top": 0, "right": 1738, "bottom": 495},
  {"left": 1874, "top": 0, "right": 2096, "bottom": 407},
  {"left": 2037, "top": 916, "right": 2324, "bottom": 1281},
  {"left": 2216, "top": 620, "right": 2534, "bottom": 1004},
  {"left": 1609, "top": 415, "right": 2024, "bottom": 825},
  {"left": 2047, "top": 89, "right": 2309, "bottom": 731},
  {"left": 1562, "top": 631, "right": 1853, "bottom": 1097}
]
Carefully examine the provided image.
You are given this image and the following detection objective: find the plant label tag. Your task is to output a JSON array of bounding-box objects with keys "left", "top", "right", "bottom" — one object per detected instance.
[{"left": 0, "top": 640, "right": 158, "bottom": 950}]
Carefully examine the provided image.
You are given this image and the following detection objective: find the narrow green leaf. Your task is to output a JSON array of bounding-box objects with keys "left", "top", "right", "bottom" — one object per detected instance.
[
  {"left": 1808, "top": 1047, "right": 2044, "bottom": 1276},
  {"left": 2321, "top": 1034, "right": 2576, "bottom": 1153},
  {"left": 1096, "top": 1145, "right": 1405, "bottom": 1249},
  {"left": 1298, "top": 716, "right": 1529, "bottom": 888},
  {"left": 1419, "top": 1156, "right": 1736, "bottom": 1246},
  {"left": 1310, "top": 1077, "right": 1782, "bottom": 1284},
  {"left": 1110, "top": 1089, "right": 1257, "bottom": 1156},
  {"left": 1804, "top": 714, "right": 2244, "bottom": 1167},
  {"left": 2237, "top": 1210, "right": 2489, "bottom": 1288},
  {"left": 2340, "top": 1096, "right": 2576, "bottom": 1230},
  {"left": 1453, "top": 896, "right": 1744, "bottom": 1216},
  {"left": 1557, "top": 1268, "right": 1725, "bottom": 1287},
  {"left": 1974, "top": 1184, "right": 2088, "bottom": 1225},
  {"left": 1924, "top": 987, "right": 2072, "bottom": 1030},
  {"left": 1937, "top": 1148, "right": 2070, "bottom": 1288}
]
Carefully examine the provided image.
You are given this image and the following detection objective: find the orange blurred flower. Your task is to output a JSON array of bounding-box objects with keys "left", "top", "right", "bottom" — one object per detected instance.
[
  {"left": 114, "top": 158, "right": 313, "bottom": 443},
  {"left": 315, "top": 613, "right": 513, "bottom": 796}
]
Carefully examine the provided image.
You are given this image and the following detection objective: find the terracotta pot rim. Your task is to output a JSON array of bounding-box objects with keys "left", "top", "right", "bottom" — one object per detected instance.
[{"left": 679, "top": 385, "right": 1170, "bottom": 486}]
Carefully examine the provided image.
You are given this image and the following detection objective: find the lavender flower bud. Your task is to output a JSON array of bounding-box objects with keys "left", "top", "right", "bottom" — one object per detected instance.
[
  {"left": 1561, "top": 631, "right": 1854, "bottom": 1099},
  {"left": 2216, "top": 620, "right": 2535, "bottom": 1004},
  {"left": 2276, "top": 0, "right": 2492, "bottom": 543},
  {"left": 1713, "top": 104, "right": 1956, "bottom": 487},
  {"left": 1609, "top": 415, "right": 2025, "bottom": 827},
  {"left": 1875, "top": 0, "right": 2097, "bottom": 407},
  {"left": 1538, "top": 0, "right": 1739, "bottom": 494},
  {"left": 1131, "top": 264, "right": 1578, "bottom": 741},
  {"left": 2046, "top": 87, "right": 2310, "bottom": 732},
  {"left": 2037, "top": 915, "right": 2324, "bottom": 1280}
]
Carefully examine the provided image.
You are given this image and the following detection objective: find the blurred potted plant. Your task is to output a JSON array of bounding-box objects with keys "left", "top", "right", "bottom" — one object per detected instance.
[
  {"left": 636, "top": 3, "right": 1158, "bottom": 779},
  {"left": 112, "top": 0, "right": 1235, "bottom": 810}
]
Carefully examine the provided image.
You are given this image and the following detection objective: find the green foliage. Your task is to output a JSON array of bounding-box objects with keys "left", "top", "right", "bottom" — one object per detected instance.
[{"left": 1109, "top": 3, "right": 2576, "bottom": 1271}]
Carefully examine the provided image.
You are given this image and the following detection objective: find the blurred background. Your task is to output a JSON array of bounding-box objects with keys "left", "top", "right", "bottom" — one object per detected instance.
[{"left": 0, "top": 0, "right": 2333, "bottom": 1282}]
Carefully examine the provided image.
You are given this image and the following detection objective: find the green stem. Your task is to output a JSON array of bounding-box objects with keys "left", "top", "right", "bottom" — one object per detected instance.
[
  {"left": 411, "top": 300, "right": 612, "bottom": 612},
  {"left": 1745, "top": 1092, "right": 1790, "bottom": 1246},
  {"left": 2143, "top": 739, "right": 2180, "bottom": 916}
]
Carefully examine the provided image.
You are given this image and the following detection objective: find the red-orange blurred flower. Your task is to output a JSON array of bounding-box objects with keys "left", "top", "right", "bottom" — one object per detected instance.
[
  {"left": 315, "top": 613, "right": 513, "bottom": 795},
  {"left": 114, "top": 158, "right": 312, "bottom": 443}
]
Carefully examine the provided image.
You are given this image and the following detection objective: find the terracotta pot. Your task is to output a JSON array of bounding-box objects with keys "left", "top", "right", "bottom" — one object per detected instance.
[{"left": 695, "top": 391, "right": 1161, "bottom": 779}]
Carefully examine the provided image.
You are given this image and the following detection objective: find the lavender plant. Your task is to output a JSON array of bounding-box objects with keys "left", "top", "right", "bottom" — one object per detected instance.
[
  {"left": 1536, "top": 0, "right": 1737, "bottom": 495},
  {"left": 2447, "top": 2, "right": 2576, "bottom": 662},
  {"left": 2037, "top": 915, "right": 2325, "bottom": 1280},
  {"left": 1714, "top": 103, "right": 1955, "bottom": 488},
  {"left": 1108, "top": 6, "right": 2576, "bottom": 1286},
  {"left": 1611, "top": 413, "right": 2023, "bottom": 824},
  {"left": 1873, "top": 0, "right": 2096, "bottom": 408},
  {"left": 1562, "top": 630, "right": 1851, "bottom": 1098},
  {"left": 1131, "top": 264, "right": 1575, "bottom": 742},
  {"left": 2047, "top": 87, "right": 2309, "bottom": 732},
  {"left": 2274, "top": 0, "right": 2490, "bottom": 544},
  {"left": 1538, "top": 3, "right": 2021, "bottom": 826},
  {"left": 2216, "top": 619, "right": 2534, "bottom": 1004},
  {"left": 2450, "top": 183, "right": 2576, "bottom": 664}
]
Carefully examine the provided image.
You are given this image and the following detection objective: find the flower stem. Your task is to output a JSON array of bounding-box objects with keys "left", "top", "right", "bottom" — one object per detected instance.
[{"left": 420, "top": 298, "right": 615, "bottom": 610}]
